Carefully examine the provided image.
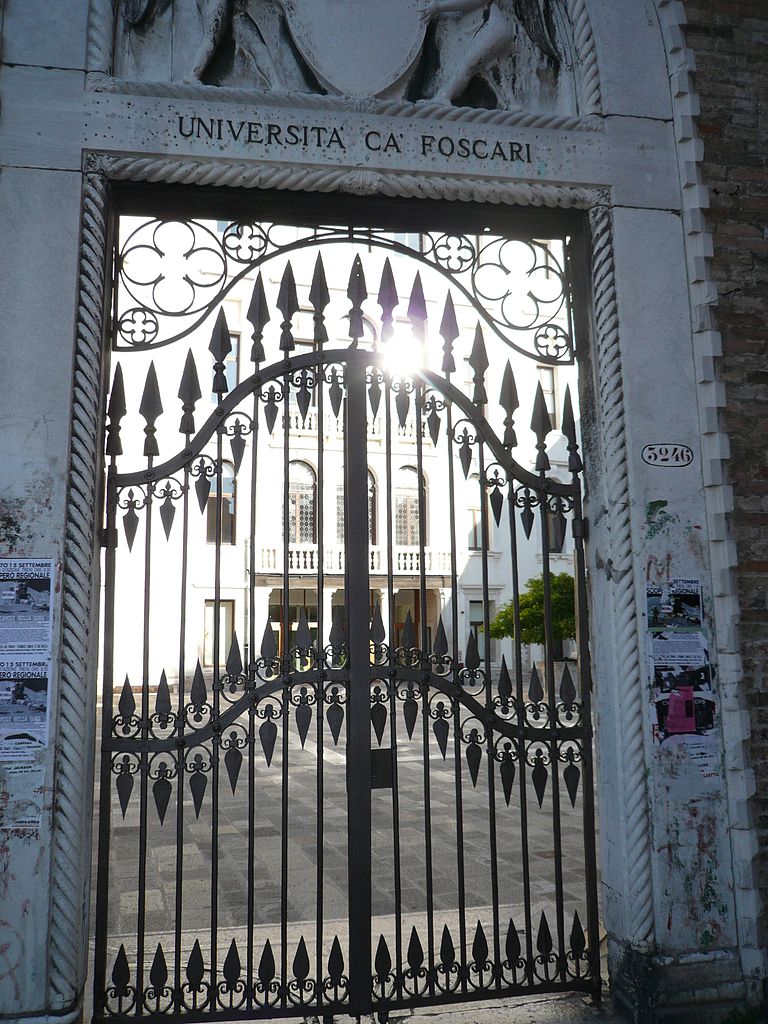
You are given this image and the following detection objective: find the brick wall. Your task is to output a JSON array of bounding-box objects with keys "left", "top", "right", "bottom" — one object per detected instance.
[{"left": 684, "top": 1, "right": 768, "bottom": 940}]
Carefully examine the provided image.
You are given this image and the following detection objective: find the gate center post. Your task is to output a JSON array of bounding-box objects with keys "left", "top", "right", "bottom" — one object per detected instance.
[{"left": 344, "top": 351, "right": 373, "bottom": 1013}]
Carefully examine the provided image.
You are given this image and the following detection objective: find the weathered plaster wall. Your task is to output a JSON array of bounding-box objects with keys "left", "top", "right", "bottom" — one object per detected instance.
[
  {"left": 0, "top": 1, "right": 89, "bottom": 1012},
  {"left": 683, "top": 0, "right": 768, "bottom": 965}
]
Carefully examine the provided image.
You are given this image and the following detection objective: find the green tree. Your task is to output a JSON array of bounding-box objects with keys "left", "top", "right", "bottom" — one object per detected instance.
[{"left": 489, "top": 572, "right": 576, "bottom": 649}]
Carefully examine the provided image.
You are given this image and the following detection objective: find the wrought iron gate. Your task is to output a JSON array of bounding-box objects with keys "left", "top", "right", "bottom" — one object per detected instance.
[{"left": 93, "top": 207, "right": 600, "bottom": 1021}]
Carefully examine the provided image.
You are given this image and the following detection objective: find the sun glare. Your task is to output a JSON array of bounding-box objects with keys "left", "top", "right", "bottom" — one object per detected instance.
[{"left": 382, "top": 331, "right": 425, "bottom": 379}]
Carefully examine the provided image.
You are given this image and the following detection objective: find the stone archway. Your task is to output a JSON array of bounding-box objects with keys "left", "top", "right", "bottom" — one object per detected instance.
[{"left": 34, "top": 1, "right": 757, "bottom": 1019}]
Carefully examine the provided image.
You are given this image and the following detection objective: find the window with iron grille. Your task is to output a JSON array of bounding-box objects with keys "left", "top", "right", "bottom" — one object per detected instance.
[
  {"left": 395, "top": 466, "right": 423, "bottom": 546},
  {"left": 337, "top": 470, "right": 377, "bottom": 544},
  {"left": 467, "top": 473, "right": 485, "bottom": 551},
  {"left": 206, "top": 461, "right": 236, "bottom": 544},
  {"left": 468, "top": 506, "right": 482, "bottom": 550},
  {"left": 287, "top": 460, "right": 316, "bottom": 543}
]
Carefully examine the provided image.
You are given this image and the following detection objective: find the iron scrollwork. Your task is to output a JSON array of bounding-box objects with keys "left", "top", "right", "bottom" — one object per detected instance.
[{"left": 114, "top": 221, "right": 574, "bottom": 364}]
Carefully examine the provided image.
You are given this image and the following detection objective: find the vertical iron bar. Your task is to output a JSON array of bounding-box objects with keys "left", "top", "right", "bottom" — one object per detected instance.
[
  {"left": 414, "top": 379, "right": 435, "bottom": 995},
  {"left": 93, "top": 468, "right": 118, "bottom": 1018},
  {"left": 384, "top": 367, "right": 403, "bottom": 999},
  {"left": 444, "top": 399, "right": 467, "bottom": 994},
  {"left": 173, "top": 461, "right": 191, "bottom": 1012},
  {"left": 572, "top": 485, "right": 602, "bottom": 995},
  {"left": 506, "top": 482, "right": 534, "bottom": 982},
  {"left": 345, "top": 352, "right": 373, "bottom": 1015},
  {"left": 281, "top": 364, "right": 291, "bottom": 1006},
  {"left": 136, "top": 476, "right": 154, "bottom": 1011},
  {"left": 246, "top": 382, "right": 260, "bottom": 1009},
  {"left": 316, "top": 354, "right": 325, "bottom": 1004},
  {"left": 477, "top": 444, "right": 501, "bottom": 987},
  {"left": 210, "top": 428, "right": 224, "bottom": 1004},
  {"left": 538, "top": 485, "right": 567, "bottom": 980}
]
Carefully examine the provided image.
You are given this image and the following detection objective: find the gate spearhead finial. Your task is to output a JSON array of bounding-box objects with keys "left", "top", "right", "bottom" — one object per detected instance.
[
  {"left": 277, "top": 262, "right": 299, "bottom": 352},
  {"left": 208, "top": 308, "right": 233, "bottom": 396},
  {"left": 408, "top": 271, "right": 427, "bottom": 345},
  {"left": 347, "top": 254, "right": 367, "bottom": 347},
  {"left": 178, "top": 350, "right": 202, "bottom": 436},
  {"left": 329, "top": 605, "right": 346, "bottom": 657},
  {"left": 439, "top": 292, "right": 458, "bottom": 373},
  {"left": 260, "top": 617, "right": 277, "bottom": 663},
  {"left": 370, "top": 603, "right": 386, "bottom": 646},
  {"left": 377, "top": 258, "right": 398, "bottom": 344},
  {"left": 562, "top": 385, "right": 583, "bottom": 473},
  {"left": 246, "top": 273, "right": 269, "bottom": 364},
  {"left": 531, "top": 381, "right": 552, "bottom": 472},
  {"left": 469, "top": 324, "right": 489, "bottom": 405},
  {"left": 106, "top": 363, "right": 127, "bottom": 457},
  {"left": 139, "top": 361, "right": 163, "bottom": 457},
  {"left": 309, "top": 254, "right": 330, "bottom": 345},
  {"left": 500, "top": 361, "right": 519, "bottom": 449}
]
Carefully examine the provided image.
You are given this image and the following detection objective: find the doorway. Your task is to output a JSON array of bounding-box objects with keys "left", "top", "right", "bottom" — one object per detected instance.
[{"left": 91, "top": 191, "right": 599, "bottom": 1020}]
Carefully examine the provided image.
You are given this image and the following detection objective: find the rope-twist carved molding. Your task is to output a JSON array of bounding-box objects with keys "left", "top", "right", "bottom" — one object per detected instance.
[
  {"left": 87, "top": 0, "right": 601, "bottom": 124},
  {"left": 47, "top": 170, "right": 109, "bottom": 1011},
  {"left": 86, "top": 0, "right": 114, "bottom": 75},
  {"left": 93, "top": 152, "right": 602, "bottom": 208},
  {"left": 567, "top": 0, "right": 602, "bottom": 116},
  {"left": 590, "top": 205, "right": 654, "bottom": 946}
]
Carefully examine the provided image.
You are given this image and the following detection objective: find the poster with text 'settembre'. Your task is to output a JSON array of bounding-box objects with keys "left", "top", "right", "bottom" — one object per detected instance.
[{"left": 0, "top": 559, "right": 54, "bottom": 763}]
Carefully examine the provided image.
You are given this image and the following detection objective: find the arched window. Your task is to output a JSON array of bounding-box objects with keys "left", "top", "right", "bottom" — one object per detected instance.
[
  {"left": 206, "top": 461, "right": 236, "bottom": 545},
  {"left": 288, "top": 460, "right": 316, "bottom": 543},
  {"left": 395, "top": 466, "right": 424, "bottom": 546}
]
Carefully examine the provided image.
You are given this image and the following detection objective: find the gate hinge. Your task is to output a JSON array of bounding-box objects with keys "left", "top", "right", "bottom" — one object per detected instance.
[
  {"left": 99, "top": 526, "right": 118, "bottom": 549},
  {"left": 572, "top": 516, "right": 588, "bottom": 541}
]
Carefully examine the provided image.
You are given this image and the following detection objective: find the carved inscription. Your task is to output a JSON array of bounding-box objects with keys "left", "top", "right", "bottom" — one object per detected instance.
[{"left": 175, "top": 115, "right": 534, "bottom": 164}]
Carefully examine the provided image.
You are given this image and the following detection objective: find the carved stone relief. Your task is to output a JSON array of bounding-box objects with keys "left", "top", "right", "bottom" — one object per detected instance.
[{"left": 115, "top": 0, "right": 577, "bottom": 114}]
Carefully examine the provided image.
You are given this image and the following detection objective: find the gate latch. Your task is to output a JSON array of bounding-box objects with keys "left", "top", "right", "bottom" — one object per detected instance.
[{"left": 370, "top": 747, "right": 394, "bottom": 790}]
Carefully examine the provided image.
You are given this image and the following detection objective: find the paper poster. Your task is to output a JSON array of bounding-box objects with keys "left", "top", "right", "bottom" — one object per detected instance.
[
  {"left": 650, "top": 635, "right": 716, "bottom": 744},
  {"left": 0, "top": 762, "right": 46, "bottom": 830},
  {"left": 646, "top": 578, "right": 719, "bottom": 780},
  {"left": 646, "top": 578, "right": 702, "bottom": 632},
  {"left": 0, "top": 560, "right": 54, "bottom": 767},
  {"left": 0, "top": 559, "right": 54, "bottom": 656},
  {"left": 0, "top": 658, "right": 50, "bottom": 758}
]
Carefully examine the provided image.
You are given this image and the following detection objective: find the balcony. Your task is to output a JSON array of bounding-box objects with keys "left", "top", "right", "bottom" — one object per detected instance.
[
  {"left": 255, "top": 544, "right": 452, "bottom": 575},
  {"left": 278, "top": 409, "right": 424, "bottom": 442}
]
